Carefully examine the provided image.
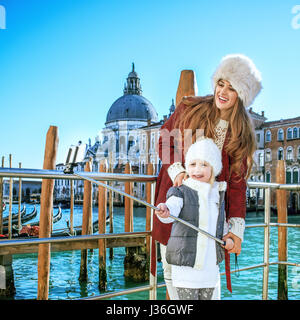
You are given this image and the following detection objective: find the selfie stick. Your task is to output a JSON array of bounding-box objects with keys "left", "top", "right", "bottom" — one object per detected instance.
[{"left": 63, "top": 151, "right": 225, "bottom": 246}]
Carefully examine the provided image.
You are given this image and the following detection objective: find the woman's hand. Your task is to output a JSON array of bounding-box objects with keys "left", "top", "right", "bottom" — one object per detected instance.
[
  {"left": 222, "top": 232, "right": 242, "bottom": 255},
  {"left": 174, "top": 172, "right": 188, "bottom": 186},
  {"left": 155, "top": 203, "right": 170, "bottom": 219}
]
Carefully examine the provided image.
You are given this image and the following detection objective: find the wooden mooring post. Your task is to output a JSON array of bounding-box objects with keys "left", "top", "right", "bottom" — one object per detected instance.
[
  {"left": 70, "top": 179, "right": 74, "bottom": 235},
  {"left": 108, "top": 153, "right": 114, "bottom": 260},
  {"left": 276, "top": 160, "right": 288, "bottom": 300},
  {"left": 8, "top": 154, "right": 13, "bottom": 240},
  {"left": 79, "top": 159, "right": 93, "bottom": 282},
  {"left": 37, "top": 125, "right": 58, "bottom": 300},
  {"left": 124, "top": 162, "right": 133, "bottom": 233},
  {"left": 18, "top": 162, "right": 22, "bottom": 231},
  {"left": 98, "top": 159, "right": 107, "bottom": 291},
  {"left": 146, "top": 163, "right": 154, "bottom": 255},
  {"left": 175, "top": 70, "right": 198, "bottom": 106},
  {"left": 123, "top": 162, "right": 149, "bottom": 282}
]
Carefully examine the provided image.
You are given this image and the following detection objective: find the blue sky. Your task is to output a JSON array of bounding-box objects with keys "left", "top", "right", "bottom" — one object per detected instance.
[{"left": 0, "top": 0, "right": 299, "bottom": 169}]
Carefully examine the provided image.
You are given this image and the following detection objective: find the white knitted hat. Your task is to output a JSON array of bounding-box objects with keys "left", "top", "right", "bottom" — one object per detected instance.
[
  {"left": 185, "top": 137, "right": 222, "bottom": 176},
  {"left": 212, "top": 54, "right": 262, "bottom": 108}
]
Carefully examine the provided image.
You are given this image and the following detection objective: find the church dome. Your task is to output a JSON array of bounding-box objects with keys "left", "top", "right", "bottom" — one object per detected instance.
[
  {"left": 105, "top": 94, "right": 158, "bottom": 124},
  {"left": 105, "top": 63, "right": 158, "bottom": 124}
]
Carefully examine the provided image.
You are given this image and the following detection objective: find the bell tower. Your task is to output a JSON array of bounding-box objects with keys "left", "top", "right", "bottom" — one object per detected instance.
[{"left": 123, "top": 63, "right": 142, "bottom": 96}]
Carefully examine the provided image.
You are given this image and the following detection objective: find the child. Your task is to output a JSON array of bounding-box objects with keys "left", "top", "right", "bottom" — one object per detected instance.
[{"left": 155, "top": 137, "right": 234, "bottom": 300}]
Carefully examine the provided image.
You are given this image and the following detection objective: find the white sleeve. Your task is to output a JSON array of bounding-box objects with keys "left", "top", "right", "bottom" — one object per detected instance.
[
  {"left": 228, "top": 217, "right": 245, "bottom": 241},
  {"left": 156, "top": 196, "right": 183, "bottom": 224},
  {"left": 167, "top": 162, "right": 186, "bottom": 183}
]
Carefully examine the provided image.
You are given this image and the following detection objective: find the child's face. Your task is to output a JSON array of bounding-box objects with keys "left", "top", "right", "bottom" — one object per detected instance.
[{"left": 187, "top": 159, "right": 212, "bottom": 183}]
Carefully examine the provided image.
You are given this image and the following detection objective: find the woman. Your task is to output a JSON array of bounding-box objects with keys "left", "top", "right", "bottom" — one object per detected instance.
[{"left": 151, "top": 54, "right": 262, "bottom": 299}]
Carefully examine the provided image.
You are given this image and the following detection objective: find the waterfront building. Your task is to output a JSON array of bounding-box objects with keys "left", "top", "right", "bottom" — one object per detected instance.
[
  {"left": 247, "top": 108, "right": 267, "bottom": 208},
  {"left": 263, "top": 116, "right": 300, "bottom": 211},
  {"left": 2, "top": 179, "right": 42, "bottom": 203}
]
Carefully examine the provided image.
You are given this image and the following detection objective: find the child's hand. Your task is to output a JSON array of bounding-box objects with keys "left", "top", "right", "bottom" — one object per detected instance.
[
  {"left": 174, "top": 172, "right": 188, "bottom": 186},
  {"left": 223, "top": 237, "right": 234, "bottom": 250},
  {"left": 155, "top": 203, "right": 170, "bottom": 218}
]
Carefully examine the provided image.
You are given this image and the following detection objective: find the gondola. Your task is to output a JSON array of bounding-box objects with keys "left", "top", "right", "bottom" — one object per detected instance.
[
  {"left": 51, "top": 214, "right": 110, "bottom": 237},
  {"left": 2, "top": 206, "right": 37, "bottom": 234},
  {"left": 29, "top": 206, "right": 62, "bottom": 227},
  {"left": 2, "top": 205, "right": 26, "bottom": 223}
]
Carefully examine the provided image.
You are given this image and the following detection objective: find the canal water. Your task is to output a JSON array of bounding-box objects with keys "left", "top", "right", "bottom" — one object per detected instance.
[{"left": 2, "top": 204, "right": 300, "bottom": 300}]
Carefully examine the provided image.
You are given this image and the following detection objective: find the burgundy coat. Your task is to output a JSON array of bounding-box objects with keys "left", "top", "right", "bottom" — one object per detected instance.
[{"left": 150, "top": 100, "right": 248, "bottom": 292}]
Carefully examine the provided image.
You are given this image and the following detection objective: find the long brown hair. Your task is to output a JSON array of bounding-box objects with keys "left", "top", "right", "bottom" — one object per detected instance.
[{"left": 175, "top": 94, "right": 256, "bottom": 179}]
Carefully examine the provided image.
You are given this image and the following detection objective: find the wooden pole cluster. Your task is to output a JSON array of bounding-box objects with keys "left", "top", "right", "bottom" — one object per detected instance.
[
  {"left": 79, "top": 159, "right": 93, "bottom": 282},
  {"left": 37, "top": 126, "right": 59, "bottom": 300},
  {"left": 98, "top": 159, "right": 108, "bottom": 291},
  {"left": 276, "top": 160, "right": 288, "bottom": 300}
]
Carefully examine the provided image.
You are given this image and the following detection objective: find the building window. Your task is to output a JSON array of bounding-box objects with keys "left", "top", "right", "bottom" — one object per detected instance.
[
  {"left": 298, "top": 147, "right": 300, "bottom": 159},
  {"left": 293, "top": 127, "right": 298, "bottom": 139},
  {"left": 293, "top": 168, "right": 299, "bottom": 184},
  {"left": 286, "top": 147, "right": 293, "bottom": 160},
  {"left": 265, "top": 149, "right": 272, "bottom": 162},
  {"left": 278, "top": 129, "right": 284, "bottom": 141},
  {"left": 287, "top": 128, "right": 293, "bottom": 140},
  {"left": 256, "top": 133, "right": 260, "bottom": 143},
  {"left": 278, "top": 147, "right": 284, "bottom": 160},
  {"left": 265, "top": 130, "right": 271, "bottom": 142},
  {"left": 151, "top": 133, "right": 155, "bottom": 150},
  {"left": 286, "top": 168, "right": 292, "bottom": 184},
  {"left": 266, "top": 171, "right": 271, "bottom": 183},
  {"left": 258, "top": 153, "right": 264, "bottom": 166}
]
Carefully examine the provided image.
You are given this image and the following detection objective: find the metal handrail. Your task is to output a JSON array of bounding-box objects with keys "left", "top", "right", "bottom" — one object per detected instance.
[
  {"left": 0, "top": 167, "right": 157, "bottom": 182},
  {"left": 0, "top": 167, "right": 300, "bottom": 300}
]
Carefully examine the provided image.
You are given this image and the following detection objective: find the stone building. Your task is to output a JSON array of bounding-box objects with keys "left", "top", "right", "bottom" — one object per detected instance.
[
  {"left": 2, "top": 179, "right": 42, "bottom": 203},
  {"left": 263, "top": 116, "right": 300, "bottom": 211},
  {"left": 247, "top": 108, "right": 267, "bottom": 207}
]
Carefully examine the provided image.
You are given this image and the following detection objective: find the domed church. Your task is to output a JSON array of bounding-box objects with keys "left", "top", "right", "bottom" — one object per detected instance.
[
  {"left": 94, "top": 63, "right": 160, "bottom": 170},
  {"left": 65, "top": 63, "right": 174, "bottom": 203}
]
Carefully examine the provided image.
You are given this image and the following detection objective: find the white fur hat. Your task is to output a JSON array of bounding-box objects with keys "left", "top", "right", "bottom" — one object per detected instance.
[
  {"left": 212, "top": 54, "right": 262, "bottom": 108},
  {"left": 185, "top": 137, "right": 222, "bottom": 176}
]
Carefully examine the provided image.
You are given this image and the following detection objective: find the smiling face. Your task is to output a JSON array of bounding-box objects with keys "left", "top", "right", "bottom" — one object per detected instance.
[
  {"left": 214, "top": 79, "right": 238, "bottom": 118},
  {"left": 187, "top": 159, "right": 212, "bottom": 183}
]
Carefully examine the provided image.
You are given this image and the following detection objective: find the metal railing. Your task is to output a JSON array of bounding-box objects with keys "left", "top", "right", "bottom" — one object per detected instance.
[{"left": 0, "top": 168, "right": 300, "bottom": 300}]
